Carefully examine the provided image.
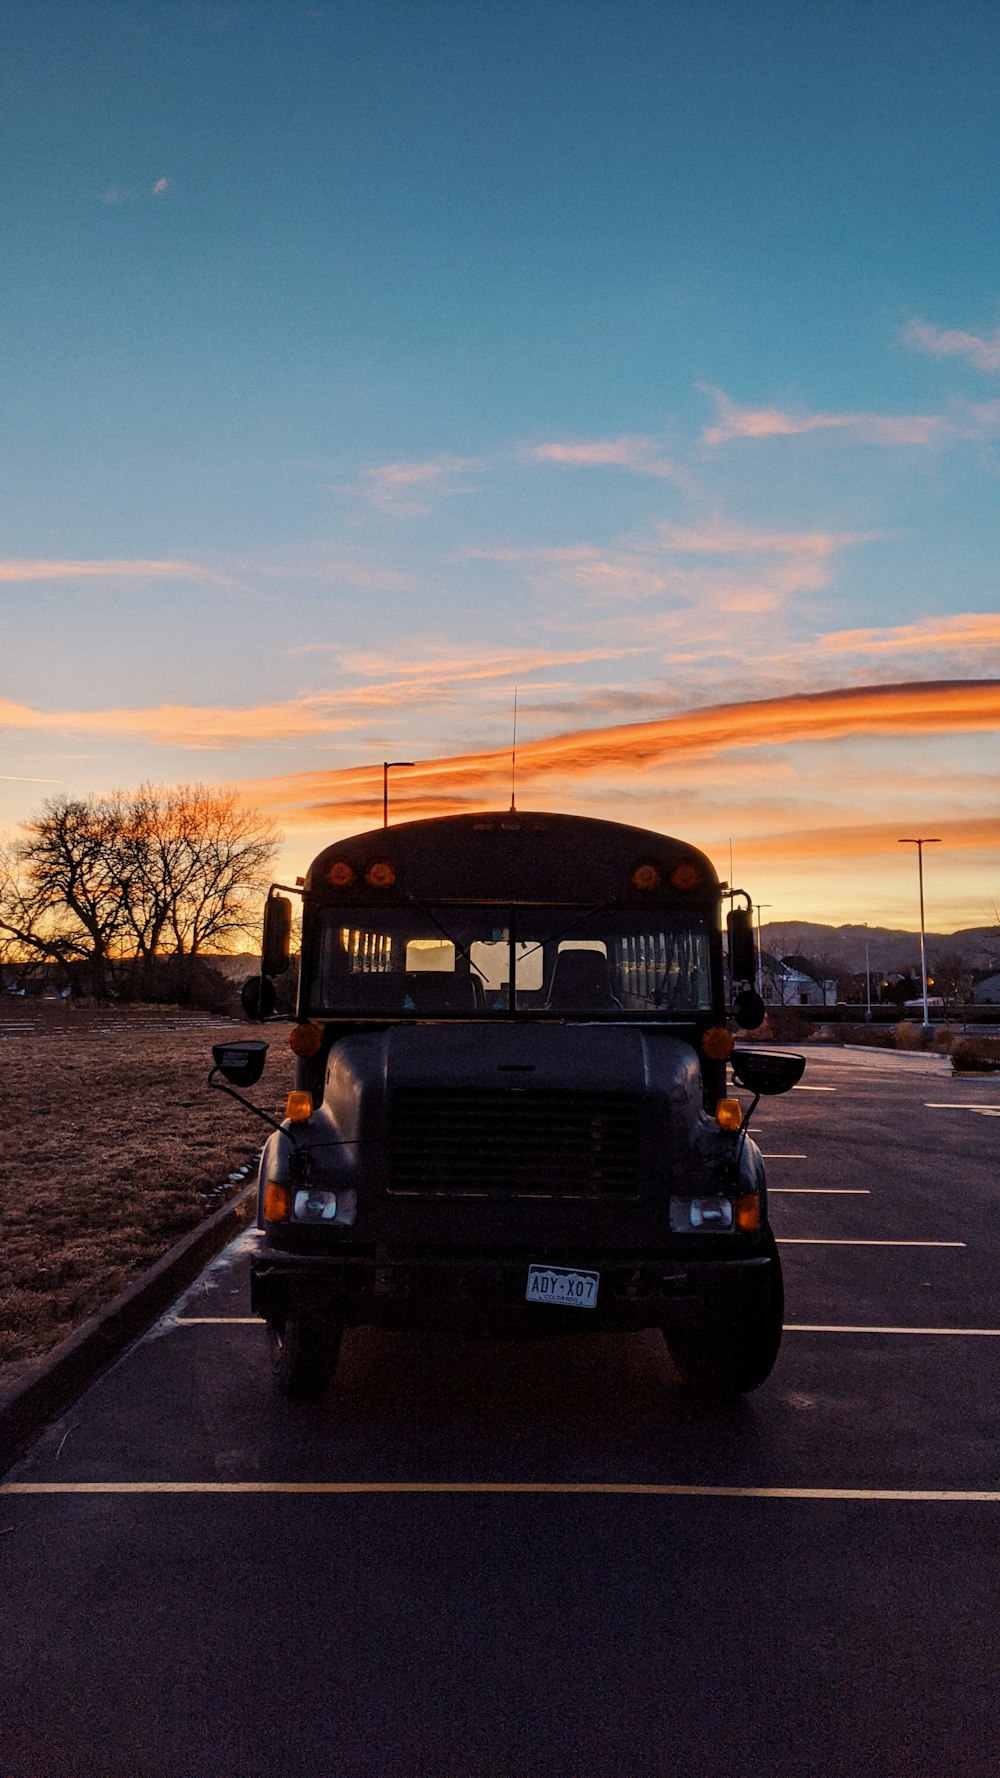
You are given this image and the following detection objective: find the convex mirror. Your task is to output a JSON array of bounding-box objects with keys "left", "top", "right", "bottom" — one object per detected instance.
[
  {"left": 730, "top": 1048, "right": 805, "bottom": 1097},
  {"left": 212, "top": 1040, "right": 269, "bottom": 1088}
]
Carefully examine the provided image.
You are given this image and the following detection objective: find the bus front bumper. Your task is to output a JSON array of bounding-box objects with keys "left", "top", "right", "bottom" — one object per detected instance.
[{"left": 249, "top": 1240, "right": 774, "bottom": 1335}]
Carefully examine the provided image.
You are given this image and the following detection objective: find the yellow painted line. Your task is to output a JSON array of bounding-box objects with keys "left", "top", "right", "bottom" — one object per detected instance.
[
  {"left": 785, "top": 1324, "right": 1000, "bottom": 1336},
  {"left": 4, "top": 1481, "right": 1000, "bottom": 1502},
  {"left": 777, "top": 1238, "right": 965, "bottom": 1247}
]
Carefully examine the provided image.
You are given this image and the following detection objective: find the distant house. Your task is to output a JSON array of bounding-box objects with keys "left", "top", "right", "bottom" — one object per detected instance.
[
  {"left": 761, "top": 956, "right": 837, "bottom": 1007},
  {"left": 973, "top": 972, "right": 1000, "bottom": 1005}
]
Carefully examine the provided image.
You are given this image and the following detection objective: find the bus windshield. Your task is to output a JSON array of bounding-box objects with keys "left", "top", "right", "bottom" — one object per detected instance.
[{"left": 307, "top": 904, "right": 713, "bottom": 1017}]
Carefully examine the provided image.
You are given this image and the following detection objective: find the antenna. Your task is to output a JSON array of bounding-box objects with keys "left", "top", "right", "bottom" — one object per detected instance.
[{"left": 509, "top": 685, "right": 518, "bottom": 813}]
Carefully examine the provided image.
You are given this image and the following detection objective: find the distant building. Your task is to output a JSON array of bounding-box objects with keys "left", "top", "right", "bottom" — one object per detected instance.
[
  {"left": 761, "top": 956, "right": 837, "bottom": 1007},
  {"left": 973, "top": 972, "right": 1000, "bottom": 1005}
]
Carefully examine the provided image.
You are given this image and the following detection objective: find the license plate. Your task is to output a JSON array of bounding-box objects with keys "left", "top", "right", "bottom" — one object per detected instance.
[{"left": 526, "top": 1265, "right": 599, "bottom": 1309}]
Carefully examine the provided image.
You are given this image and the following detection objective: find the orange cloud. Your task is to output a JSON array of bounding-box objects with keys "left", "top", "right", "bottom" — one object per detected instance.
[
  {"left": 0, "top": 696, "right": 363, "bottom": 748},
  {"left": 904, "top": 318, "right": 1000, "bottom": 373},
  {"left": 238, "top": 679, "right": 1000, "bottom": 825},
  {"left": 818, "top": 613, "right": 1000, "bottom": 655}
]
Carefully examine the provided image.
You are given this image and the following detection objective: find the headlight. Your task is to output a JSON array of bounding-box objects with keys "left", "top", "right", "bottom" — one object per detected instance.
[
  {"left": 670, "top": 1196, "right": 734, "bottom": 1232},
  {"left": 291, "top": 1187, "right": 357, "bottom": 1226}
]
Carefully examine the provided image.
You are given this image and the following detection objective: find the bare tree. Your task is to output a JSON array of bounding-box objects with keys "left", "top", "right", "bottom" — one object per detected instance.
[
  {"left": 930, "top": 948, "right": 974, "bottom": 1011},
  {"left": 1, "top": 785, "right": 278, "bottom": 999},
  {"left": 0, "top": 797, "right": 131, "bottom": 993}
]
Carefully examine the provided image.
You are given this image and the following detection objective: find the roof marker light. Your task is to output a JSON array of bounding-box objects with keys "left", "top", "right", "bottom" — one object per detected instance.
[
  {"left": 669, "top": 861, "right": 702, "bottom": 890},
  {"left": 365, "top": 858, "right": 397, "bottom": 889},
  {"left": 631, "top": 862, "right": 662, "bottom": 891},
  {"left": 327, "top": 858, "right": 356, "bottom": 888}
]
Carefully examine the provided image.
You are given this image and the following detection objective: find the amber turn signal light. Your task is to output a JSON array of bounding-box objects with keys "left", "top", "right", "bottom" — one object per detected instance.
[
  {"left": 326, "top": 858, "right": 356, "bottom": 887},
  {"left": 285, "top": 1090, "right": 313, "bottom": 1123},
  {"left": 289, "top": 1023, "right": 323, "bottom": 1058},
  {"left": 702, "top": 1026, "right": 734, "bottom": 1061},
  {"left": 735, "top": 1194, "right": 761, "bottom": 1231},
  {"left": 263, "top": 1181, "right": 292, "bottom": 1222},
  {"left": 715, "top": 1097, "right": 743, "bottom": 1131},
  {"left": 365, "top": 858, "right": 397, "bottom": 888}
]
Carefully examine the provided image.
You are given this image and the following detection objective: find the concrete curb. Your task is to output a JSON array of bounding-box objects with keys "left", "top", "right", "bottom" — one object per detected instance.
[{"left": 0, "top": 1181, "right": 259, "bottom": 1474}]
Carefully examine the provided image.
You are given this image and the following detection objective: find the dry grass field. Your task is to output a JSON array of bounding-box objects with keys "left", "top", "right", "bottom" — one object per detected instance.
[{"left": 0, "top": 1004, "right": 294, "bottom": 1388}]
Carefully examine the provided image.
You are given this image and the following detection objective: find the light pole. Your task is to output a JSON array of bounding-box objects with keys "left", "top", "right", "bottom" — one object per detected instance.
[
  {"left": 383, "top": 760, "right": 414, "bottom": 828},
  {"left": 863, "top": 924, "right": 872, "bottom": 1022},
  {"left": 897, "top": 838, "right": 941, "bottom": 1034}
]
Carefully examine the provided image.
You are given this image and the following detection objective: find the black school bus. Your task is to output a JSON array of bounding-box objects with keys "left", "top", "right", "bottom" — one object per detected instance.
[{"left": 213, "top": 810, "right": 804, "bottom": 1399}]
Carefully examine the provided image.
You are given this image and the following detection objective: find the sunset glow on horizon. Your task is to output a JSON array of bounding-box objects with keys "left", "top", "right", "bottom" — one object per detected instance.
[{"left": 2, "top": 3, "right": 998, "bottom": 935}]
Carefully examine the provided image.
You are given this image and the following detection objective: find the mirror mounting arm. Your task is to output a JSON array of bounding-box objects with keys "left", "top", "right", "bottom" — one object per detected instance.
[{"left": 207, "top": 1067, "right": 298, "bottom": 1145}]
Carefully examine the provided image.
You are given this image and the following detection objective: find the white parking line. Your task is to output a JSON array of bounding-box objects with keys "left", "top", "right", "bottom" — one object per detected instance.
[
  {"left": 792, "top": 1085, "right": 837, "bottom": 1092},
  {"left": 776, "top": 1238, "right": 965, "bottom": 1248},
  {"left": 3, "top": 1480, "right": 1000, "bottom": 1501},
  {"left": 924, "top": 1103, "right": 1000, "bottom": 1117},
  {"left": 785, "top": 1324, "right": 1000, "bottom": 1336},
  {"left": 769, "top": 1188, "right": 869, "bottom": 1194},
  {"left": 760, "top": 1153, "right": 808, "bottom": 1159}
]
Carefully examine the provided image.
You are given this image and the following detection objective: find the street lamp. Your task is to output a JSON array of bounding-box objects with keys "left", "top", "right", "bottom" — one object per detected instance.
[
  {"left": 897, "top": 838, "right": 941, "bottom": 1033},
  {"left": 383, "top": 760, "right": 414, "bottom": 828},
  {"left": 862, "top": 924, "right": 872, "bottom": 1022}
]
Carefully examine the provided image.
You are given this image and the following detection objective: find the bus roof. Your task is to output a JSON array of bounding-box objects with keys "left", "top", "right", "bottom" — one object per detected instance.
[{"left": 304, "top": 810, "right": 720, "bottom": 905}]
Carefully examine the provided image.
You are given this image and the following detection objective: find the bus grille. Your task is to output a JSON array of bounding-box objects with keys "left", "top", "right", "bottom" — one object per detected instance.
[{"left": 388, "top": 1088, "right": 641, "bottom": 1197}]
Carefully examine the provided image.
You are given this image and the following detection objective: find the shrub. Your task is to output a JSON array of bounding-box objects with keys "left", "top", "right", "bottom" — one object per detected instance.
[
  {"left": 894, "top": 1020, "right": 930, "bottom": 1051},
  {"left": 951, "top": 1037, "right": 1000, "bottom": 1074}
]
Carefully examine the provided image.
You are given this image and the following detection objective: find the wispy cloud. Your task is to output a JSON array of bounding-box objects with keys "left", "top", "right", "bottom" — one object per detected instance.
[
  {"left": 0, "top": 558, "right": 222, "bottom": 585},
  {"left": 0, "top": 648, "right": 642, "bottom": 748},
  {"left": 336, "top": 455, "right": 486, "bottom": 514},
  {"left": 652, "top": 520, "right": 869, "bottom": 559},
  {"left": 818, "top": 612, "right": 1000, "bottom": 657},
  {"left": 473, "top": 520, "right": 865, "bottom": 615},
  {"left": 98, "top": 177, "right": 172, "bottom": 205},
  {"left": 526, "top": 435, "right": 683, "bottom": 482},
  {"left": 0, "top": 695, "right": 363, "bottom": 749},
  {"left": 904, "top": 317, "right": 1000, "bottom": 373},
  {"left": 699, "top": 385, "right": 944, "bottom": 448}
]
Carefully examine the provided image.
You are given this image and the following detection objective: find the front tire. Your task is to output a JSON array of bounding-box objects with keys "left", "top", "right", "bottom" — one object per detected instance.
[
  {"left": 267, "top": 1313, "right": 342, "bottom": 1401},
  {"left": 664, "top": 1232, "right": 784, "bottom": 1395}
]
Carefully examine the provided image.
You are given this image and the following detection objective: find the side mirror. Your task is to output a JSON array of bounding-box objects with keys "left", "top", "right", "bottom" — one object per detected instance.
[
  {"left": 211, "top": 1040, "right": 269, "bottom": 1088},
  {"left": 262, "top": 894, "right": 292, "bottom": 978},
  {"left": 730, "top": 1048, "right": 805, "bottom": 1096},
  {"left": 241, "top": 976, "right": 277, "bottom": 1021},
  {"left": 732, "top": 987, "right": 766, "bottom": 1030},
  {"left": 727, "top": 907, "right": 755, "bottom": 984}
]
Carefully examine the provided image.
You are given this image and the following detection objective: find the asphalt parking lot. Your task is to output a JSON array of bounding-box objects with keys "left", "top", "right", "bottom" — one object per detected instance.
[{"left": 1, "top": 1045, "right": 998, "bottom": 1778}]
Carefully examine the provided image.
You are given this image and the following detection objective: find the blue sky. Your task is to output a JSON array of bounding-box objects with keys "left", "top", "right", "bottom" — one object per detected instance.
[{"left": 1, "top": 0, "right": 998, "bottom": 927}]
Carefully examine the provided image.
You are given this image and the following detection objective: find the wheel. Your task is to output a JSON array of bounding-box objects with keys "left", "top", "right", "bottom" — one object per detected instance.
[
  {"left": 664, "top": 1231, "right": 784, "bottom": 1395},
  {"left": 267, "top": 1313, "right": 342, "bottom": 1401}
]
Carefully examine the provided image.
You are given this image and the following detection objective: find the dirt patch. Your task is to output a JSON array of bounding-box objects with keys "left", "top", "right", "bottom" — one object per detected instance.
[{"left": 0, "top": 1006, "right": 294, "bottom": 1388}]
